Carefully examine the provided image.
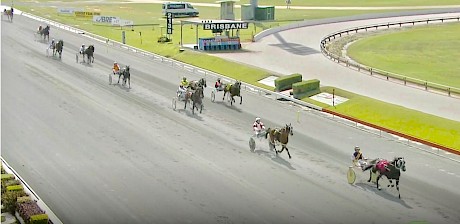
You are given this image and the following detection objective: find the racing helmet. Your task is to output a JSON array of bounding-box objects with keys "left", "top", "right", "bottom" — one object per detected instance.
[
  {"left": 114, "top": 62, "right": 117, "bottom": 65},
  {"left": 82, "top": 44, "right": 85, "bottom": 47},
  {"left": 217, "top": 78, "right": 221, "bottom": 81},
  {"left": 354, "top": 146, "right": 360, "bottom": 151},
  {"left": 182, "top": 77, "right": 187, "bottom": 81},
  {"left": 255, "top": 117, "right": 261, "bottom": 122}
]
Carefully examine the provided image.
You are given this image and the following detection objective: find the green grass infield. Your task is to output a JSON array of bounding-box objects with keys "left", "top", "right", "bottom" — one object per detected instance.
[{"left": 347, "top": 23, "right": 460, "bottom": 89}]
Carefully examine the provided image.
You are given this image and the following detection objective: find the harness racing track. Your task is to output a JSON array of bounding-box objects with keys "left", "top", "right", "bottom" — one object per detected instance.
[{"left": 2, "top": 15, "right": 460, "bottom": 224}]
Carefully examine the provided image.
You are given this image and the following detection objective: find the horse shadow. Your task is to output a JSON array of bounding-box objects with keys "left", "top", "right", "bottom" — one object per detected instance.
[
  {"left": 50, "top": 56, "right": 62, "bottom": 61},
  {"left": 114, "top": 83, "right": 131, "bottom": 92},
  {"left": 253, "top": 149, "right": 296, "bottom": 170},
  {"left": 214, "top": 101, "right": 242, "bottom": 113},
  {"left": 178, "top": 108, "right": 204, "bottom": 121},
  {"left": 78, "top": 61, "right": 93, "bottom": 67},
  {"left": 354, "top": 182, "right": 412, "bottom": 208}
]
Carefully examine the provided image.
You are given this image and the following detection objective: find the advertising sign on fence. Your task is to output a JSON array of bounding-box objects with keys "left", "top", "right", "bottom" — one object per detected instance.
[
  {"left": 111, "top": 18, "right": 134, "bottom": 27},
  {"left": 93, "top": 16, "right": 120, "bottom": 24},
  {"left": 75, "top": 11, "right": 101, "bottom": 17},
  {"left": 57, "top": 8, "right": 81, "bottom": 15}
]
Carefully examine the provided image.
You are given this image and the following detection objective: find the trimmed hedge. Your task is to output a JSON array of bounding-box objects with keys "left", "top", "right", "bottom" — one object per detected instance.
[
  {"left": 1, "top": 190, "right": 26, "bottom": 215},
  {"left": 17, "top": 196, "right": 32, "bottom": 204},
  {"left": 293, "top": 79, "right": 321, "bottom": 99},
  {"left": 6, "top": 185, "right": 23, "bottom": 192},
  {"left": 275, "top": 73, "right": 302, "bottom": 92},
  {"left": 30, "top": 214, "right": 49, "bottom": 224},
  {"left": 18, "top": 201, "right": 45, "bottom": 224},
  {"left": 1, "top": 173, "right": 14, "bottom": 181}
]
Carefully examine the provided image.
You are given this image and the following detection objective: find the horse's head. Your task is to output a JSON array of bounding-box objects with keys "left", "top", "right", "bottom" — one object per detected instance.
[
  {"left": 125, "top": 65, "right": 130, "bottom": 72},
  {"left": 198, "top": 78, "right": 206, "bottom": 88},
  {"left": 286, "top": 123, "right": 293, "bottom": 136},
  {"left": 235, "top": 81, "right": 241, "bottom": 88},
  {"left": 393, "top": 157, "right": 406, "bottom": 172}
]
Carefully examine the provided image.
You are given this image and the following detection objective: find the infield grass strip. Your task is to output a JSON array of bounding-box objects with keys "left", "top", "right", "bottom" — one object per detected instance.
[
  {"left": 347, "top": 23, "right": 460, "bottom": 89},
  {"left": 321, "top": 87, "right": 460, "bottom": 150}
]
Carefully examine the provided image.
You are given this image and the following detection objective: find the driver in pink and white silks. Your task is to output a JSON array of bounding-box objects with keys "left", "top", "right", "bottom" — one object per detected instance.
[{"left": 253, "top": 117, "right": 265, "bottom": 137}]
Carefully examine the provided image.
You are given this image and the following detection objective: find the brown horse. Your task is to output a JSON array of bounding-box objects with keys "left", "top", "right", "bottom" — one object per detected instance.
[
  {"left": 4, "top": 9, "right": 13, "bottom": 22},
  {"left": 265, "top": 123, "right": 294, "bottom": 159},
  {"left": 223, "top": 80, "right": 242, "bottom": 105}
]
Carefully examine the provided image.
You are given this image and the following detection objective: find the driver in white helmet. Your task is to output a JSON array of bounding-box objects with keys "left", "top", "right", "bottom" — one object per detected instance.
[
  {"left": 79, "top": 44, "right": 86, "bottom": 54},
  {"left": 253, "top": 117, "right": 266, "bottom": 138},
  {"left": 49, "top": 38, "right": 55, "bottom": 49},
  {"left": 351, "top": 146, "right": 368, "bottom": 170}
]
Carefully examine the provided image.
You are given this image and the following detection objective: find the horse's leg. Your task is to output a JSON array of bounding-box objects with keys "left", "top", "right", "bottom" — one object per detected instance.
[
  {"left": 388, "top": 179, "right": 394, "bottom": 188},
  {"left": 285, "top": 146, "right": 291, "bottom": 159},
  {"left": 240, "top": 95, "right": 243, "bottom": 105},
  {"left": 222, "top": 91, "right": 226, "bottom": 101},
  {"left": 396, "top": 179, "right": 400, "bottom": 199},
  {"left": 376, "top": 174, "right": 382, "bottom": 190},
  {"left": 367, "top": 169, "right": 373, "bottom": 182},
  {"left": 128, "top": 78, "right": 130, "bottom": 88}
]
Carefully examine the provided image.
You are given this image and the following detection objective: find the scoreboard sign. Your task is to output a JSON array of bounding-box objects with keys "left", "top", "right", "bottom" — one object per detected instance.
[{"left": 166, "top": 12, "right": 173, "bottom": 34}]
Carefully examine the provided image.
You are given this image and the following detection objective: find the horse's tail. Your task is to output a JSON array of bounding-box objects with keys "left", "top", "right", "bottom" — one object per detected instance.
[{"left": 265, "top": 128, "right": 270, "bottom": 139}]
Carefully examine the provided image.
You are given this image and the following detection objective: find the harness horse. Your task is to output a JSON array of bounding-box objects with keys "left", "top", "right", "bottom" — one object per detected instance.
[
  {"left": 117, "top": 65, "right": 131, "bottom": 88},
  {"left": 223, "top": 81, "right": 242, "bottom": 105},
  {"left": 172, "top": 78, "right": 206, "bottom": 112},
  {"left": 37, "top": 25, "right": 50, "bottom": 42},
  {"left": 265, "top": 124, "right": 294, "bottom": 159},
  {"left": 191, "top": 86, "right": 204, "bottom": 114},
  {"left": 76, "top": 45, "right": 95, "bottom": 64},
  {"left": 3, "top": 9, "right": 13, "bottom": 22},
  {"left": 52, "top": 40, "right": 64, "bottom": 58},
  {"left": 363, "top": 157, "right": 406, "bottom": 198}
]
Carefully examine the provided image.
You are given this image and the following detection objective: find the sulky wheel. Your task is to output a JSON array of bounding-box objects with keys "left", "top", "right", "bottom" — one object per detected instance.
[
  {"left": 211, "top": 90, "right": 215, "bottom": 102},
  {"left": 249, "top": 137, "right": 255, "bottom": 152},
  {"left": 347, "top": 166, "right": 356, "bottom": 184}
]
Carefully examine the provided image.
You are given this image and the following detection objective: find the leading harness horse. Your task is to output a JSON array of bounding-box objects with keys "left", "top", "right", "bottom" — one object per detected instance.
[
  {"left": 363, "top": 157, "right": 406, "bottom": 198},
  {"left": 265, "top": 124, "right": 294, "bottom": 159}
]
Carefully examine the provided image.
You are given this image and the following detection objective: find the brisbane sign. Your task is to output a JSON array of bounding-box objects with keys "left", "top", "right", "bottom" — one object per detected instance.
[{"left": 203, "top": 22, "right": 249, "bottom": 30}]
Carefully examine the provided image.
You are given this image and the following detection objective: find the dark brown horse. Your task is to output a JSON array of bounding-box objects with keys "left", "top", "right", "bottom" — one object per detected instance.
[
  {"left": 363, "top": 157, "right": 406, "bottom": 198},
  {"left": 53, "top": 40, "right": 64, "bottom": 58},
  {"left": 265, "top": 123, "right": 293, "bottom": 159},
  {"left": 117, "top": 65, "right": 131, "bottom": 88},
  {"left": 84, "top": 45, "right": 95, "bottom": 64},
  {"left": 4, "top": 9, "right": 13, "bottom": 22},
  {"left": 191, "top": 86, "right": 204, "bottom": 114},
  {"left": 39, "top": 25, "right": 50, "bottom": 42}
]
